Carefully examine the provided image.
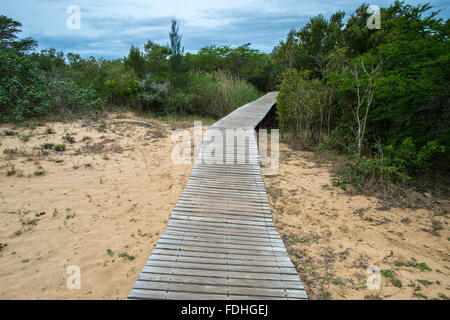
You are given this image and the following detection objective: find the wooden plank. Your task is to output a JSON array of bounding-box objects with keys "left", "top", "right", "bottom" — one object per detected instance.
[
  {"left": 128, "top": 92, "right": 308, "bottom": 300},
  {"left": 164, "top": 224, "right": 280, "bottom": 237},
  {"left": 158, "top": 233, "right": 285, "bottom": 248},
  {"left": 137, "top": 273, "right": 304, "bottom": 290},
  {"left": 150, "top": 248, "right": 293, "bottom": 262},
  {"left": 141, "top": 266, "right": 302, "bottom": 281},
  {"left": 166, "top": 220, "right": 279, "bottom": 233},
  {"left": 132, "top": 280, "right": 307, "bottom": 299},
  {"left": 163, "top": 225, "right": 282, "bottom": 239},
  {"left": 160, "top": 230, "right": 285, "bottom": 245},
  {"left": 148, "top": 253, "right": 293, "bottom": 267},
  {"left": 144, "top": 260, "right": 297, "bottom": 275},
  {"left": 154, "top": 242, "right": 288, "bottom": 254}
]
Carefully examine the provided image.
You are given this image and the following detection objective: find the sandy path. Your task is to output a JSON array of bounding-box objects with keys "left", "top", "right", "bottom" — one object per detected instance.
[
  {"left": 264, "top": 144, "right": 449, "bottom": 300},
  {"left": 0, "top": 115, "right": 199, "bottom": 299}
]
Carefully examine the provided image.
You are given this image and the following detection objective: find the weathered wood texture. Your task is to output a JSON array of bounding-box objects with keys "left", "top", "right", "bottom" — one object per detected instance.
[{"left": 128, "top": 92, "right": 308, "bottom": 300}]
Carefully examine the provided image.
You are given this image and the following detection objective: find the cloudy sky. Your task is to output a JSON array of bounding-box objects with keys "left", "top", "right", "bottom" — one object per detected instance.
[{"left": 2, "top": 0, "right": 449, "bottom": 58}]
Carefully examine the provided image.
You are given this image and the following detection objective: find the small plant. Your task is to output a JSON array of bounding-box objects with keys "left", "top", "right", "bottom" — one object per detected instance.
[
  {"left": 267, "top": 186, "right": 283, "bottom": 201},
  {"left": 417, "top": 279, "right": 432, "bottom": 286},
  {"left": 0, "top": 243, "right": 7, "bottom": 251},
  {"left": 394, "top": 261, "right": 403, "bottom": 267},
  {"left": 97, "top": 122, "right": 107, "bottom": 132},
  {"left": 17, "top": 132, "right": 32, "bottom": 142},
  {"left": 106, "top": 249, "right": 114, "bottom": 257},
  {"left": 381, "top": 269, "right": 395, "bottom": 279},
  {"left": 3, "top": 130, "right": 15, "bottom": 136},
  {"left": 438, "top": 293, "right": 449, "bottom": 300},
  {"left": 417, "top": 263, "right": 432, "bottom": 272},
  {"left": 31, "top": 121, "right": 44, "bottom": 127},
  {"left": 22, "top": 217, "right": 37, "bottom": 226},
  {"left": 54, "top": 144, "right": 66, "bottom": 152},
  {"left": 33, "top": 170, "right": 45, "bottom": 176},
  {"left": 42, "top": 142, "right": 55, "bottom": 150},
  {"left": 6, "top": 162, "right": 16, "bottom": 176},
  {"left": 3, "top": 148, "right": 18, "bottom": 155},
  {"left": 46, "top": 127, "right": 55, "bottom": 134},
  {"left": 151, "top": 126, "right": 168, "bottom": 139},
  {"left": 66, "top": 213, "right": 76, "bottom": 219},
  {"left": 62, "top": 133, "right": 75, "bottom": 144},
  {"left": 392, "top": 279, "right": 402, "bottom": 288},
  {"left": 118, "top": 252, "right": 135, "bottom": 260},
  {"left": 414, "top": 292, "right": 428, "bottom": 300}
]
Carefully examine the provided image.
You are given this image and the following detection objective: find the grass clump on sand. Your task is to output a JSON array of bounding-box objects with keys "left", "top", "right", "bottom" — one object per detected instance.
[
  {"left": 42, "top": 142, "right": 55, "bottom": 150},
  {"left": 53, "top": 144, "right": 66, "bottom": 152}
]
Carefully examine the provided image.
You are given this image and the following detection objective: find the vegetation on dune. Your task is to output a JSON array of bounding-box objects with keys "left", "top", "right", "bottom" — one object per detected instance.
[
  {"left": 0, "top": 17, "right": 264, "bottom": 123},
  {"left": 274, "top": 1, "right": 449, "bottom": 203},
  {"left": 0, "top": 1, "right": 449, "bottom": 205}
]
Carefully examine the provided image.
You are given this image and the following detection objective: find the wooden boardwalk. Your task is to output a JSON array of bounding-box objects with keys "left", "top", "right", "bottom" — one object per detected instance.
[{"left": 128, "top": 92, "right": 308, "bottom": 300}]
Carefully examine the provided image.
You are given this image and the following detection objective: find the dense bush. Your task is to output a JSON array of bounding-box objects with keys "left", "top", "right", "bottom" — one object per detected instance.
[
  {"left": 186, "top": 44, "right": 276, "bottom": 91},
  {"left": 0, "top": 50, "right": 49, "bottom": 121},
  {"left": 275, "top": 1, "right": 449, "bottom": 184},
  {"left": 44, "top": 73, "right": 104, "bottom": 116},
  {"left": 191, "top": 72, "right": 261, "bottom": 118}
]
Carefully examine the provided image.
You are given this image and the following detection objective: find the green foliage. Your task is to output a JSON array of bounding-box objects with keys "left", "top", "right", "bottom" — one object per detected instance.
[
  {"left": 42, "top": 143, "right": 55, "bottom": 150},
  {"left": 169, "top": 18, "right": 185, "bottom": 74},
  {"left": 417, "top": 263, "right": 432, "bottom": 272},
  {"left": 191, "top": 72, "right": 261, "bottom": 118},
  {"left": 381, "top": 269, "right": 395, "bottom": 279},
  {"left": 187, "top": 43, "right": 275, "bottom": 91},
  {"left": 275, "top": 1, "right": 449, "bottom": 184},
  {"left": 0, "top": 49, "right": 49, "bottom": 121},
  {"left": 144, "top": 40, "right": 171, "bottom": 77},
  {"left": 319, "top": 127, "right": 355, "bottom": 154},
  {"left": 0, "top": 17, "right": 104, "bottom": 121},
  {"left": 124, "top": 45, "right": 146, "bottom": 79},
  {"left": 277, "top": 68, "right": 328, "bottom": 146},
  {"left": 45, "top": 73, "right": 104, "bottom": 116},
  {"left": 0, "top": 15, "right": 37, "bottom": 53},
  {"left": 384, "top": 138, "right": 446, "bottom": 174},
  {"left": 53, "top": 144, "right": 66, "bottom": 152}
]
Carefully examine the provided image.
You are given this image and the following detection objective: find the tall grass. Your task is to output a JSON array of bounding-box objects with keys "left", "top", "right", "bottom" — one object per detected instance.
[{"left": 191, "top": 71, "right": 262, "bottom": 118}]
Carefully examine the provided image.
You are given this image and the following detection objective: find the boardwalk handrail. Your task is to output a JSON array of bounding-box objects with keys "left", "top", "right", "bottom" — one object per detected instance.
[{"left": 128, "top": 92, "right": 308, "bottom": 300}]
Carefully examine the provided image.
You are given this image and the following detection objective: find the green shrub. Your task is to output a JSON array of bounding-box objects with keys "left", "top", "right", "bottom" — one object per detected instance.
[
  {"left": 42, "top": 142, "right": 54, "bottom": 149},
  {"left": 53, "top": 144, "right": 66, "bottom": 152},
  {"left": 0, "top": 50, "right": 50, "bottom": 121},
  {"left": 191, "top": 71, "right": 261, "bottom": 118},
  {"left": 45, "top": 74, "right": 104, "bottom": 116},
  {"left": 384, "top": 138, "right": 446, "bottom": 174},
  {"left": 319, "top": 127, "right": 356, "bottom": 154}
]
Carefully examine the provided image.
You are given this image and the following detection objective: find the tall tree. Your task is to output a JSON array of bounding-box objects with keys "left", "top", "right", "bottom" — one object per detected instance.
[
  {"left": 169, "top": 18, "right": 184, "bottom": 75},
  {"left": 123, "top": 45, "right": 145, "bottom": 79},
  {"left": 144, "top": 40, "right": 171, "bottom": 78},
  {"left": 0, "top": 15, "right": 37, "bottom": 52}
]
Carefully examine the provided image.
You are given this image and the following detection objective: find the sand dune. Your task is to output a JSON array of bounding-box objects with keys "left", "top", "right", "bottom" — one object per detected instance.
[{"left": 0, "top": 114, "right": 199, "bottom": 299}]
